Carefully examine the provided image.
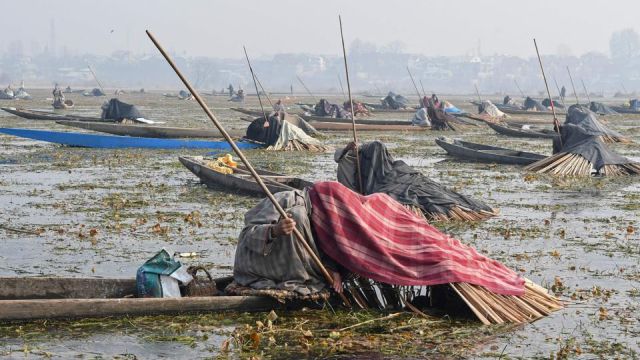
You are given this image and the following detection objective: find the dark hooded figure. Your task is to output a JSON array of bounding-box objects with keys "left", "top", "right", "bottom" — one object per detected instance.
[
  {"left": 245, "top": 113, "right": 282, "bottom": 146},
  {"left": 503, "top": 95, "right": 512, "bottom": 105},
  {"left": 560, "top": 86, "right": 566, "bottom": 100}
]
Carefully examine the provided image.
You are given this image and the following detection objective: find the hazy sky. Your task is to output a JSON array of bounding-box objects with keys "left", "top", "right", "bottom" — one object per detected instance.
[{"left": 3, "top": 0, "right": 639, "bottom": 59}]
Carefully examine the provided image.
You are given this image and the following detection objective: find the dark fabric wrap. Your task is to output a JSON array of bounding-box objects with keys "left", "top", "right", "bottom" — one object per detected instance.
[
  {"left": 101, "top": 98, "right": 143, "bottom": 120},
  {"left": 336, "top": 141, "right": 494, "bottom": 216},
  {"left": 245, "top": 114, "right": 282, "bottom": 146}
]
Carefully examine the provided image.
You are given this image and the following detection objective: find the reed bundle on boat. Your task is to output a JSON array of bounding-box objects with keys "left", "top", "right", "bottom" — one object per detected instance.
[
  {"left": 406, "top": 204, "right": 499, "bottom": 222},
  {"left": 267, "top": 140, "right": 327, "bottom": 152},
  {"left": 525, "top": 152, "right": 640, "bottom": 176},
  {"left": 341, "top": 277, "right": 562, "bottom": 325}
]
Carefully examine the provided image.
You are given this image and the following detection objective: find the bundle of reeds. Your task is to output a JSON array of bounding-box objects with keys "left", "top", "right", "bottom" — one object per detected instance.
[
  {"left": 600, "top": 134, "right": 631, "bottom": 144},
  {"left": 267, "top": 139, "right": 327, "bottom": 152},
  {"left": 525, "top": 152, "right": 640, "bottom": 176},
  {"left": 450, "top": 279, "right": 563, "bottom": 324},
  {"left": 341, "top": 277, "right": 562, "bottom": 325},
  {"left": 406, "top": 204, "right": 499, "bottom": 222}
]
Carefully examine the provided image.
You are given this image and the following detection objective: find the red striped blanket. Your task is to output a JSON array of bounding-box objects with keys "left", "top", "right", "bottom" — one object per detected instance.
[{"left": 309, "top": 181, "right": 524, "bottom": 296}]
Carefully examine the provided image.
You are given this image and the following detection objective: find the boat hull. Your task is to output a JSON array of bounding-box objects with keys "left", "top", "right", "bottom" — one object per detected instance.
[
  {"left": 0, "top": 277, "right": 280, "bottom": 321},
  {"left": 179, "top": 156, "right": 312, "bottom": 195},
  {"left": 0, "top": 128, "right": 260, "bottom": 150},
  {"left": 2, "top": 107, "right": 106, "bottom": 121},
  {"left": 435, "top": 138, "right": 546, "bottom": 165},
  {"left": 487, "top": 122, "right": 558, "bottom": 139},
  {"left": 56, "top": 120, "right": 243, "bottom": 139}
]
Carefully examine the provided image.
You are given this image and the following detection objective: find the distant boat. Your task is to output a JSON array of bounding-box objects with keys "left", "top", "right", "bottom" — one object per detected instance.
[
  {"left": 0, "top": 128, "right": 260, "bottom": 150},
  {"left": 56, "top": 120, "right": 243, "bottom": 139},
  {"left": 435, "top": 137, "right": 546, "bottom": 165}
]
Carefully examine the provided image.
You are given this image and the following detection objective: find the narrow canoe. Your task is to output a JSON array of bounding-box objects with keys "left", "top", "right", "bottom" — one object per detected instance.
[
  {"left": 56, "top": 120, "right": 244, "bottom": 139},
  {"left": 486, "top": 122, "right": 559, "bottom": 139},
  {"left": 300, "top": 114, "right": 412, "bottom": 126},
  {"left": 307, "top": 120, "right": 426, "bottom": 132},
  {"left": 0, "top": 128, "right": 260, "bottom": 150},
  {"left": 435, "top": 137, "right": 546, "bottom": 165},
  {"left": 0, "top": 276, "right": 285, "bottom": 321},
  {"left": 1, "top": 107, "right": 105, "bottom": 122},
  {"left": 609, "top": 106, "right": 640, "bottom": 114},
  {"left": 180, "top": 156, "right": 312, "bottom": 195},
  {"left": 496, "top": 105, "right": 567, "bottom": 116},
  {"left": 363, "top": 103, "right": 417, "bottom": 113}
]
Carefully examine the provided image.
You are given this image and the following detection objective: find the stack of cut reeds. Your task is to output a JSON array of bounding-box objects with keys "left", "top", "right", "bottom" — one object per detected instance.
[
  {"left": 341, "top": 277, "right": 562, "bottom": 324},
  {"left": 450, "top": 279, "right": 563, "bottom": 324},
  {"left": 525, "top": 152, "right": 640, "bottom": 176},
  {"left": 405, "top": 204, "right": 499, "bottom": 222},
  {"left": 600, "top": 134, "right": 631, "bottom": 144},
  {"left": 270, "top": 139, "right": 327, "bottom": 152}
]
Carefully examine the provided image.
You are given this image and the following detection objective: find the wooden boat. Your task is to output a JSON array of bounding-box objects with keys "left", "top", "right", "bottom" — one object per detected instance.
[
  {"left": 487, "top": 122, "right": 559, "bottom": 139},
  {"left": 1, "top": 107, "right": 105, "bottom": 122},
  {"left": 496, "top": 105, "right": 567, "bottom": 116},
  {"left": 307, "top": 120, "right": 427, "bottom": 132},
  {"left": 52, "top": 99, "right": 74, "bottom": 109},
  {"left": 231, "top": 107, "right": 267, "bottom": 117},
  {"left": 609, "top": 105, "right": 640, "bottom": 114},
  {"left": 0, "top": 276, "right": 288, "bottom": 321},
  {"left": 300, "top": 114, "right": 412, "bottom": 126},
  {"left": 0, "top": 128, "right": 260, "bottom": 150},
  {"left": 363, "top": 103, "right": 417, "bottom": 113},
  {"left": 180, "top": 156, "right": 312, "bottom": 196},
  {"left": 56, "top": 120, "right": 244, "bottom": 139},
  {"left": 435, "top": 137, "right": 546, "bottom": 165}
]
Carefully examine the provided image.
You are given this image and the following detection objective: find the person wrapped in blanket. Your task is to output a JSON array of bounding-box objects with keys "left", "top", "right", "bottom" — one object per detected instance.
[
  {"left": 233, "top": 181, "right": 524, "bottom": 298},
  {"left": 334, "top": 141, "right": 497, "bottom": 221},
  {"left": 343, "top": 100, "right": 371, "bottom": 117}
]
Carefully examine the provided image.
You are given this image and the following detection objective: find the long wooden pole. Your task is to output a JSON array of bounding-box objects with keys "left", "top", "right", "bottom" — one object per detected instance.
[
  {"left": 553, "top": 76, "right": 565, "bottom": 107},
  {"left": 338, "top": 15, "right": 364, "bottom": 194},
  {"left": 474, "top": 83, "right": 482, "bottom": 103},
  {"left": 243, "top": 46, "right": 270, "bottom": 123},
  {"left": 533, "top": 39, "right": 562, "bottom": 145},
  {"left": 87, "top": 64, "right": 105, "bottom": 94},
  {"left": 406, "top": 67, "right": 422, "bottom": 107},
  {"left": 419, "top": 80, "right": 427, "bottom": 97},
  {"left": 146, "top": 30, "right": 348, "bottom": 306},
  {"left": 566, "top": 66, "right": 579, "bottom": 105},
  {"left": 337, "top": 74, "right": 346, "bottom": 99},
  {"left": 253, "top": 71, "right": 274, "bottom": 108},
  {"left": 581, "top": 79, "right": 592, "bottom": 104},
  {"left": 514, "top": 79, "right": 526, "bottom": 98},
  {"left": 296, "top": 75, "right": 317, "bottom": 103}
]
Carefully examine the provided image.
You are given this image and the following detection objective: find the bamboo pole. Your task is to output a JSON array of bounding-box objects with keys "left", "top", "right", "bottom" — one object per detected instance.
[
  {"left": 243, "top": 46, "right": 270, "bottom": 124},
  {"left": 553, "top": 76, "right": 566, "bottom": 107},
  {"left": 296, "top": 75, "right": 317, "bottom": 103},
  {"left": 533, "top": 39, "right": 562, "bottom": 146},
  {"left": 566, "top": 66, "right": 580, "bottom": 105},
  {"left": 581, "top": 79, "right": 592, "bottom": 104},
  {"left": 337, "top": 73, "right": 346, "bottom": 99},
  {"left": 474, "top": 83, "right": 482, "bottom": 103},
  {"left": 87, "top": 64, "right": 105, "bottom": 94},
  {"left": 406, "top": 66, "right": 422, "bottom": 107},
  {"left": 419, "top": 80, "right": 427, "bottom": 98},
  {"left": 146, "top": 30, "right": 350, "bottom": 307},
  {"left": 338, "top": 15, "right": 364, "bottom": 194},
  {"left": 253, "top": 71, "right": 274, "bottom": 108},
  {"left": 514, "top": 79, "right": 526, "bottom": 98}
]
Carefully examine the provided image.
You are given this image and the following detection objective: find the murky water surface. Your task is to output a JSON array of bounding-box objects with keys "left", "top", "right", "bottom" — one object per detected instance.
[{"left": 0, "top": 90, "right": 639, "bottom": 358}]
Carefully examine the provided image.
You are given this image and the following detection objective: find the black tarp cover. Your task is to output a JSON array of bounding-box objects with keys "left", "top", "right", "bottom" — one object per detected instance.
[
  {"left": 101, "top": 98, "right": 143, "bottom": 120},
  {"left": 314, "top": 99, "right": 350, "bottom": 119},
  {"left": 588, "top": 101, "right": 618, "bottom": 115},
  {"left": 524, "top": 97, "right": 547, "bottom": 111},
  {"left": 335, "top": 141, "right": 494, "bottom": 216},
  {"left": 564, "top": 104, "right": 623, "bottom": 140},
  {"left": 382, "top": 92, "right": 409, "bottom": 109},
  {"left": 552, "top": 105, "right": 634, "bottom": 171},
  {"left": 541, "top": 98, "right": 565, "bottom": 109},
  {"left": 91, "top": 88, "right": 105, "bottom": 96},
  {"left": 245, "top": 114, "right": 282, "bottom": 146}
]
